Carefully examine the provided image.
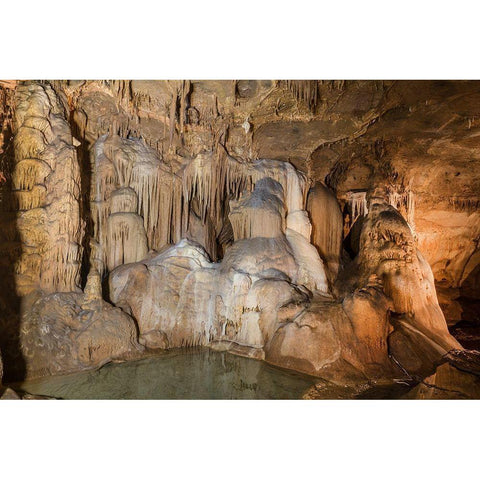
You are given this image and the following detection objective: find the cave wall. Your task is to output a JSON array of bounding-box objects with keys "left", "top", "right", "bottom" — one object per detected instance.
[
  {"left": 50, "top": 79, "right": 480, "bottom": 305},
  {"left": 1, "top": 79, "right": 479, "bottom": 383},
  {"left": 308, "top": 81, "right": 480, "bottom": 301}
]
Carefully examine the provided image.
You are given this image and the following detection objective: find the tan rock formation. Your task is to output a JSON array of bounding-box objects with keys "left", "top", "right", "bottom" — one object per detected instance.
[
  {"left": 19, "top": 291, "right": 142, "bottom": 379},
  {"left": 307, "top": 182, "right": 343, "bottom": 284},
  {"left": 267, "top": 191, "right": 462, "bottom": 381},
  {"left": 12, "top": 82, "right": 83, "bottom": 295},
  {"left": 90, "top": 133, "right": 181, "bottom": 275},
  {"left": 1, "top": 80, "right": 478, "bottom": 393}
]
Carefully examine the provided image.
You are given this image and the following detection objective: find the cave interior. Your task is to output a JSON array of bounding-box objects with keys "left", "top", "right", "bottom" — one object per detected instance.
[{"left": 1, "top": 79, "right": 480, "bottom": 400}]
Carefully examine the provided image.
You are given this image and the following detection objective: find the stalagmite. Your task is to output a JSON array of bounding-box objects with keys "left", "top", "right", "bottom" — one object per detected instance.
[
  {"left": 307, "top": 183, "right": 343, "bottom": 282},
  {"left": 285, "top": 226, "right": 329, "bottom": 293},
  {"left": 185, "top": 208, "right": 218, "bottom": 261},
  {"left": 105, "top": 187, "right": 148, "bottom": 271},
  {"left": 353, "top": 196, "right": 461, "bottom": 377}
]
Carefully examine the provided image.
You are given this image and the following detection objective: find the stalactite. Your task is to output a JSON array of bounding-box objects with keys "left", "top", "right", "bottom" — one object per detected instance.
[
  {"left": 130, "top": 162, "right": 182, "bottom": 249},
  {"left": 448, "top": 196, "right": 480, "bottom": 212},
  {"left": 229, "top": 208, "right": 284, "bottom": 241},
  {"left": 11, "top": 159, "right": 51, "bottom": 191},
  {"left": 111, "top": 80, "right": 132, "bottom": 111},
  {"left": 13, "top": 185, "right": 47, "bottom": 210},
  {"left": 284, "top": 80, "right": 319, "bottom": 112},
  {"left": 347, "top": 191, "right": 368, "bottom": 225},
  {"left": 386, "top": 186, "right": 415, "bottom": 231},
  {"left": 182, "top": 154, "right": 310, "bottom": 239},
  {"left": 165, "top": 80, "right": 191, "bottom": 147},
  {"left": 179, "top": 80, "right": 191, "bottom": 134},
  {"left": 168, "top": 94, "right": 176, "bottom": 146},
  {"left": 182, "top": 149, "right": 249, "bottom": 232}
]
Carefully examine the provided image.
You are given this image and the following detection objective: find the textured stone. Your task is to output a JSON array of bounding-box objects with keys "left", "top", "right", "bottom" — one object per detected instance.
[
  {"left": 1, "top": 80, "right": 479, "bottom": 392},
  {"left": 18, "top": 292, "right": 142, "bottom": 379}
]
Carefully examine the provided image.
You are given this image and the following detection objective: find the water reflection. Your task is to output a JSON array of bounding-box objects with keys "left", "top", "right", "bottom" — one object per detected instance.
[{"left": 15, "top": 349, "right": 316, "bottom": 399}]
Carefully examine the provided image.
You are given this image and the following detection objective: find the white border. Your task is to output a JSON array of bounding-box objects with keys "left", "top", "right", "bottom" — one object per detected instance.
[{"left": 1, "top": 1, "right": 479, "bottom": 478}]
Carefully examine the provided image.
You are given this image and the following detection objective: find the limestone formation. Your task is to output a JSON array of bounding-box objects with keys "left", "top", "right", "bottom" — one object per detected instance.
[
  {"left": 307, "top": 183, "right": 343, "bottom": 284},
  {"left": 18, "top": 291, "right": 142, "bottom": 379},
  {"left": 109, "top": 160, "right": 460, "bottom": 383},
  {"left": 12, "top": 82, "right": 83, "bottom": 295},
  {"left": 1, "top": 80, "right": 479, "bottom": 398},
  {"left": 109, "top": 156, "right": 329, "bottom": 353},
  {"left": 90, "top": 133, "right": 181, "bottom": 275}
]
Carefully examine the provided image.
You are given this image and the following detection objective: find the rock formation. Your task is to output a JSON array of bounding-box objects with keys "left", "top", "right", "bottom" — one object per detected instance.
[
  {"left": 109, "top": 156, "right": 329, "bottom": 356},
  {"left": 12, "top": 82, "right": 83, "bottom": 295},
  {"left": 90, "top": 133, "right": 181, "bottom": 275},
  {"left": 0, "top": 80, "right": 479, "bottom": 397},
  {"left": 19, "top": 289, "right": 142, "bottom": 379}
]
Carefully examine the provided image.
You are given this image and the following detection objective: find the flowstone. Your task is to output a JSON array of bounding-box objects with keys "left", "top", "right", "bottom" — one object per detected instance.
[{"left": 1, "top": 80, "right": 476, "bottom": 393}]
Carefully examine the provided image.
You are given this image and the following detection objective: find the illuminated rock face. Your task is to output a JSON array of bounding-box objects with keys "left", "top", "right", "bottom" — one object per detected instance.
[
  {"left": 0, "top": 80, "right": 478, "bottom": 390},
  {"left": 109, "top": 165, "right": 459, "bottom": 382},
  {"left": 18, "top": 290, "right": 142, "bottom": 379},
  {"left": 11, "top": 82, "right": 84, "bottom": 295},
  {"left": 109, "top": 157, "right": 330, "bottom": 356},
  {"left": 90, "top": 134, "right": 182, "bottom": 275},
  {"left": 266, "top": 195, "right": 461, "bottom": 381}
]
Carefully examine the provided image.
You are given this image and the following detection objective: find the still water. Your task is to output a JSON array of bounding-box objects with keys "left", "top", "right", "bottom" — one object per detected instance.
[{"left": 15, "top": 349, "right": 317, "bottom": 399}]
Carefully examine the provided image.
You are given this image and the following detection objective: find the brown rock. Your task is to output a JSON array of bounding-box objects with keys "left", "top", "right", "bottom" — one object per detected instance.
[{"left": 19, "top": 292, "right": 142, "bottom": 379}]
